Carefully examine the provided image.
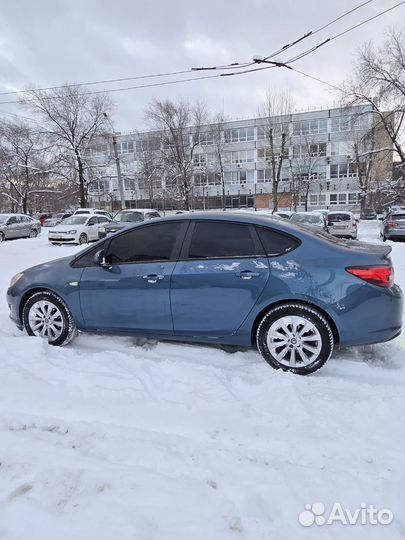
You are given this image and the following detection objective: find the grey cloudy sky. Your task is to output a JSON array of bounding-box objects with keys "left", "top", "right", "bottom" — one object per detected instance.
[{"left": 0, "top": 0, "right": 403, "bottom": 132}]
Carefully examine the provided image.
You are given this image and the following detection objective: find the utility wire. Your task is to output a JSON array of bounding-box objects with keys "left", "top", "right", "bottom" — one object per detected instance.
[
  {"left": 0, "top": 69, "right": 195, "bottom": 97},
  {"left": 0, "top": 0, "right": 377, "bottom": 97},
  {"left": 283, "top": 1, "right": 405, "bottom": 64}
]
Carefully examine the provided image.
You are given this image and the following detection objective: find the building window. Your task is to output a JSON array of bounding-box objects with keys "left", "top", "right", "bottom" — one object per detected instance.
[
  {"left": 227, "top": 150, "right": 255, "bottom": 164},
  {"left": 331, "top": 116, "right": 351, "bottom": 132},
  {"left": 224, "top": 127, "right": 255, "bottom": 143},
  {"left": 258, "top": 147, "right": 289, "bottom": 160},
  {"left": 197, "top": 132, "right": 215, "bottom": 146},
  {"left": 224, "top": 170, "right": 254, "bottom": 185},
  {"left": 293, "top": 118, "right": 327, "bottom": 135},
  {"left": 118, "top": 141, "right": 134, "bottom": 154},
  {"left": 348, "top": 192, "right": 360, "bottom": 204},
  {"left": 309, "top": 194, "right": 318, "bottom": 205},
  {"left": 330, "top": 194, "right": 338, "bottom": 205},
  {"left": 338, "top": 193, "right": 347, "bottom": 204},
  {"left": 257, "top": 169, "right": 272, "bottom": 183},
  {"left": 194, "top": 154, "right": 206, "bottom": 167}
]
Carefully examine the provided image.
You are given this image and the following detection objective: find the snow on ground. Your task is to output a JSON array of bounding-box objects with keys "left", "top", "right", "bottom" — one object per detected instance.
[{"left": 0, "top": 222, "right": 403, "bottom": 540}]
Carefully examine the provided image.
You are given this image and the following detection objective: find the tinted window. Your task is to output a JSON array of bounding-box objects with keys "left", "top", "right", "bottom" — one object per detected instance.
[
  {"left": 106, "top": 222, "right": 183, "bottom": 264},
  {"left": 188, "top": 222, "right": 255, "bottom": 259},
  {"left": 114, "top": 211, "right": 143, "bottom": 223},
  {"left": 392, "top": 214, "right": 405, "bottom": 220},
  {"left": 98, "top": 216, "right": 110, "bottom": 223},
  {"left": 256, "top": 227, "right": 300, "bottom": 256},
  {"left": 88, "top": 217, "right": 99, "bottom": 225},
  {"left": 72, "top": 241, "right": 106, "bottom": 268},
  {"left": 75, "top": 211, "right": 90, "bottom": 215},
  {"left": 64, "top": 216, "right": 88, "bottom": 225},
  {"left": 7, "top": 216, "right": 17, "bottom": 224}
]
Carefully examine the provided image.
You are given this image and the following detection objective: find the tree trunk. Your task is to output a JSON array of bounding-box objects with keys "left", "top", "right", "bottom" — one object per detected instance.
[{"left": 76, "top": 150, "right": 87, "bottom": 207}]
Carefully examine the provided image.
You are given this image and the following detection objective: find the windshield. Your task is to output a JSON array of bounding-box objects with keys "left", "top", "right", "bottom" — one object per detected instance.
[
  {"left": 0, "top": 215, "right": 11, "bottom": 224},
  {"left": 291, "top": 214, "right": 322, "bottom": 224},
  {"left": 113, "top": 211, "right": 143, "bottom": 223},
  {"left": 62, "top": 216, "right": 88, "bottom": 225}
]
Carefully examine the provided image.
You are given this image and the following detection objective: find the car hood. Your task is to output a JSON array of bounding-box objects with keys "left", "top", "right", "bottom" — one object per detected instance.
[{"left": 22, "top": 254, "right": 76, "bottom": 275}]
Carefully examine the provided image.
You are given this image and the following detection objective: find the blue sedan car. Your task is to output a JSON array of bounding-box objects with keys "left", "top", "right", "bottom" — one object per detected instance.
[{"left": 7, "top": 213, "right": 403, "bottom": 375}]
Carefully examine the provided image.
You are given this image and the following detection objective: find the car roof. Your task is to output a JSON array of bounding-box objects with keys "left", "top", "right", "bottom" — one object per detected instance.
[
  {"left": 328, "top": 210, "right": 352, "bottom": 215},
  {"left": 117, "top": 208, "right": 158, "bottom": 213}
]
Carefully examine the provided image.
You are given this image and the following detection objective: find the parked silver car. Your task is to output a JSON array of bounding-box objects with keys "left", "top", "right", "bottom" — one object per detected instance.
[
  {"left": 381, "top": 212, "right": 405, "bottom": 242},
  {"left": 0, "top": 214, "right": 41, "bottom": 242},
  {"left": 327, "top": 211, "right": 358, "bottom": 239}
]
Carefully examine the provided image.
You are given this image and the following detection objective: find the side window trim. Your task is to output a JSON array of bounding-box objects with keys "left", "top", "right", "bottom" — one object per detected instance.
[
  {"left": 180, "top": 220, "right": 266, "bottom": 261},
  {"left": 104, "top": 220, "right": 189, "bottom": 265}
]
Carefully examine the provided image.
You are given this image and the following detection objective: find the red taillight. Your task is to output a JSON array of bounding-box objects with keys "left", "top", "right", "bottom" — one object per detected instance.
[
  {"left": 387, "top": 222, "right": 398, "bottom": 229},
  {"left": 352, "top": 220, "right": 357, "bottom": 227},
  {"left": 346, "top": 266, "right": 394, "bottom": 288}
]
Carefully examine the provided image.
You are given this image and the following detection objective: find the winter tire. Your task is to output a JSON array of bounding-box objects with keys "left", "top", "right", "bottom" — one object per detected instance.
[
  {"left": 29, "top": 229, "right": 38, "bottom": 238},
  {"left": 23, "top": 291, "right": 77, "bottom": 346},
  {"left": 257, "top": 303, "right": 334, "bottom": 375},
  {"left": 79, "top": 233, "right": 88, "bottom": 244}
]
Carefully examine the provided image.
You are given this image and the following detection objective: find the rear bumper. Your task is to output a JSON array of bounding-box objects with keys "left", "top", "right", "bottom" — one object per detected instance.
[
  {"left": 385, "top": 229, "right": 405, "bottom": 240},
  {"left": 337, "top": 284, "right": 403, "bottom": 347}
]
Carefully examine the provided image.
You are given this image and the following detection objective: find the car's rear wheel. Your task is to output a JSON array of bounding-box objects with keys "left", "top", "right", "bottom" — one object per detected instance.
[
  {"left": 29, "top": 229, "right": 38, "bottom": 238},
  {"left": 22, "top": 291, "right": 77, "bottom": 346},
  {"left": 79, "top": 233, "right": 88, "bottom": 244},
  {"left": 0, "top": 232, "right": 4, "bottom": 242},
  {"left": 257, "top": 303, "right": 334, "bottom": 375}
]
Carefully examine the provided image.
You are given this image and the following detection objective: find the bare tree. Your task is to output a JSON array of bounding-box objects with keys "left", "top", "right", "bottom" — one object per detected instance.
[
  {"left": 146, "top": 98, "right": 208, "bottom": 210},
  {"left": 21, "top": 86, "right": 113, "bottom": 207},
  {"left": 258, "top": 90, "right": 293, "bottom": 212},
  {"left": 0, "top": 118, "right": 54, "bottom": 213},
  {"left": 341, "top": 26, "right": 405, "bottom": 200},
  {"left": 134, "top": 134, "right": 163, "bottom": 207},
  {"left": 209, "top": 113, "right": 227, "bottom": 210}
]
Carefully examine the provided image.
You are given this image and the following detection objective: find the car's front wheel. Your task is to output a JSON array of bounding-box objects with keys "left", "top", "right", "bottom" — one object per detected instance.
[
  {"left": 257, "top": 303, "right": 334, "bottom": 375},
  {"left": 79, "top": 233, "right": 88, "bottom": 244},
  {"left": 23, "top": 291, "right": 77, "bottom": 346}
]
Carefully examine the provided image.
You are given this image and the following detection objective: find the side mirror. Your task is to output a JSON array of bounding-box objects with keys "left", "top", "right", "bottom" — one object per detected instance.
[{"left": 93, "top": 249, "right": 111, "bottom": 269}]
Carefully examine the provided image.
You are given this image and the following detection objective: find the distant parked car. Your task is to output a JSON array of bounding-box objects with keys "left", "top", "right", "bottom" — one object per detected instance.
[
  {"left": 0, "top": 214, "right": 41, "bottom": 242},
  {"left": 43, "top": 213, "right": 72, "bottom": 227},
  {"left": 380, "top": 212, "right": 405, "bottom": 242},
  {"left": 37, "top": 213, "right": 52, "bottom": 226},
  {"left": 360, "top": 208, "right": 377, "bottom": 220},
  {"left": 73, "top": 208, "right": 113, "bottom": 219},
  {"left": 48, "top": 214, "right": 111, "bottom": 245},
  {"left": 290, "top": 212, "right": 328, "bottom": 232},
  {"left": 7, "top": 212, "right": 403, "bottom": 376},
  {"left": 327, "top": 211, "right": 358, "bottom": 239},
  {"left": 98, "top": 209, "right": 161, "bottom": 238}
]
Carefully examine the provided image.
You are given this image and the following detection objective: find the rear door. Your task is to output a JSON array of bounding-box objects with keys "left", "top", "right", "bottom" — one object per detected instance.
[
  {"left": 6, "top": 215, "right": 19, "bottom": 238},
  {"left": 170, "top": 221, "right": 269, "bottom": 337},
  {"left": 86, "top": 216, "right": 100, "bottom": 240}
]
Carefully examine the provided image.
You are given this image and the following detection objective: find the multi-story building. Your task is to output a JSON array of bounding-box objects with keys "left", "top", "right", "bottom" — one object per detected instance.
[{"left": 88, "top": 103, "right": 393, "bottom": 212}]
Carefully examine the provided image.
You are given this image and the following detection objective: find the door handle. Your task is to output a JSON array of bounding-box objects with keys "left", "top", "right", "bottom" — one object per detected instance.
[
  {"left": 235, "top": 270, "right": 260, "bottom": 280},
  {"left": 143, "top": 274, "right": 164, "bottom": 284}
]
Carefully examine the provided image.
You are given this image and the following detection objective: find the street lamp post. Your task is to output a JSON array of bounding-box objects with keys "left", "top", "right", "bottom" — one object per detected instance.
[{"left": 103, "top": 112, "right": 126, "bottom": 210}]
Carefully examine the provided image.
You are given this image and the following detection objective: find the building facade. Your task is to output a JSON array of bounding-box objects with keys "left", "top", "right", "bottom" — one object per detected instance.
[{"left": 88, "top": 103, "right": 393, "bottom": 212}]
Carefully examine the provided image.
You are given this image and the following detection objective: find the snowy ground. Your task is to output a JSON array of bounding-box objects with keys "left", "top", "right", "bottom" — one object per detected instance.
[{"left": 0, "top": 221, "right": 403, "bottom": 540}]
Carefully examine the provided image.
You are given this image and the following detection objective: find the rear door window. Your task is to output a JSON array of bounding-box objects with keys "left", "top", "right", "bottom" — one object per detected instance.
[
  {"left": 187, "top": 222, "right": 257, "bottom": 259},
  {"left": 328, "top": 213, "right": 351, "bottom": 222},
  {"left": 256, "top": 227, "right": 300, "bottom": 257}
]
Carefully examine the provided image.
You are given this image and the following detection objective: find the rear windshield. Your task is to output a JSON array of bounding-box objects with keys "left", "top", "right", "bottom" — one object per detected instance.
[
  {"left": 291, "top": 214, "right": 322, "bottom": 224},
  {"left": 392, "top": 214, "right": 405, "bottom": 220},
  {"left": 75, "top": 210, "right": 90, "bottom": 215},
  {"left": 328, "top": 213, "right": 351, "bottom": 221}
]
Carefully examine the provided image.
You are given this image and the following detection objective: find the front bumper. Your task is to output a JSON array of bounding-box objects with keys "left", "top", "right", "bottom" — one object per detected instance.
[{"left": 48, "top": 235, "right": 78, "bottom": 243}]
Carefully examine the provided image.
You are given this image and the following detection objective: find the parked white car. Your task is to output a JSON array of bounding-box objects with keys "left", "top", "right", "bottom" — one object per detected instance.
[
  {"left": 48, "top": 214, "right": 111, "bottom": 245},
  {"left": 73, "top": 207, "right": 112, "bottom": 219},
  {"left": 327, "top": 211, "right": 358, "bottom": 239}
]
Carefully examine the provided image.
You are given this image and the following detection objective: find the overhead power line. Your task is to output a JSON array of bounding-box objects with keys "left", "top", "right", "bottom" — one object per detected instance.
[
  {"left": 0, "top": 0, "right": 377, "bottom": 98},
  {"left": 283, "top": 0, "right": 405, "bottom": 64}
]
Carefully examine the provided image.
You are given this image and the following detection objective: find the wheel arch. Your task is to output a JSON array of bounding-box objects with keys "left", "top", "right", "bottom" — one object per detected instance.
[{"left": 251, "top": 299, "right": 340, "bottom": 347}]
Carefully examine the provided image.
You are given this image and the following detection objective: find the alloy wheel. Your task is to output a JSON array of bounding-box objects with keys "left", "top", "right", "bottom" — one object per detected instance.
[
  {"left": 266, "top": 315, "right": 322, "bottom": 368},
  {"left": 27, "top": 300, "right": 64, "bottom": 341}
]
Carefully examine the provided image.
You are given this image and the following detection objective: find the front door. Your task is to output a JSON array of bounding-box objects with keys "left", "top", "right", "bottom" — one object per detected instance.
[
  {"left": 171, "top": 221, "right": 269, "bottom": 337},
  {"left": 79, "top": 221, "right": 187, "bottom": 334}
]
